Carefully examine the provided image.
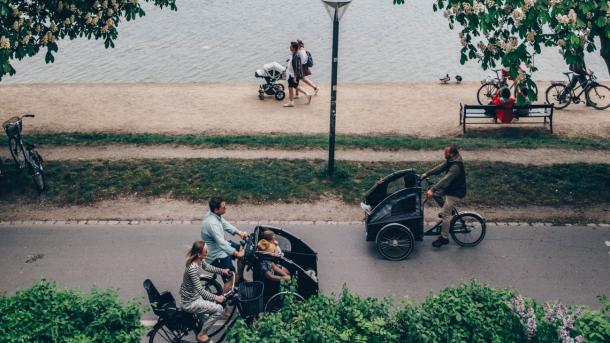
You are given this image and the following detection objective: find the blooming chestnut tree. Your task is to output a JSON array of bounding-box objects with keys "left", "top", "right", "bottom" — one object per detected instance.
[
  {"left": 0, "top": 0, "right": 176, "bottom": 81},
  {"left": 394, "top": 0, "right": 610, "bottom": 102}
]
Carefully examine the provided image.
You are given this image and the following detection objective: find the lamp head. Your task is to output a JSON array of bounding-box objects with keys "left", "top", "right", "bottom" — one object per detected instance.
[{"left": 321, "top": 0, "right": 352, "bottom": 21}]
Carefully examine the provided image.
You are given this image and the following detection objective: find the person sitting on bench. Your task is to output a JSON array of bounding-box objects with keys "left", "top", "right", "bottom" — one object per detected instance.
[{"left": 491, "top": 86, "right": 515, "bottom": 123}]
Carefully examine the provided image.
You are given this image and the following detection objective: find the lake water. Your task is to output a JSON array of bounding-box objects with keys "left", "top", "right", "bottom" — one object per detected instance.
[{"left": 3, "top": 0, "right": 608, "bottom": 84}]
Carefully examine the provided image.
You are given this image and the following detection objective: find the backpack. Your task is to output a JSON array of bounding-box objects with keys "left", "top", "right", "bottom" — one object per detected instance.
[{"left": 306, "top": 51, "right": 314, "bottom": 68}]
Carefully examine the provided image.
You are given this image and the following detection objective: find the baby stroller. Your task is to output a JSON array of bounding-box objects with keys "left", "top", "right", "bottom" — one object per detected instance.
[{"left": 255, "top": 62, "right": 286, "bottom": 101}]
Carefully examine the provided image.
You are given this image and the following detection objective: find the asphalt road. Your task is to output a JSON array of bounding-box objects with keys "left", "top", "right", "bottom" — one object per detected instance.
[{"left": 1, "top": 222, "right": 608, "bottom": 321}]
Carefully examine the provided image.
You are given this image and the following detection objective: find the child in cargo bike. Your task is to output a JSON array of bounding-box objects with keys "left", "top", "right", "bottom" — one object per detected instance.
[{"left": 256, "top": 239, "right": 291, "bottom": 282}]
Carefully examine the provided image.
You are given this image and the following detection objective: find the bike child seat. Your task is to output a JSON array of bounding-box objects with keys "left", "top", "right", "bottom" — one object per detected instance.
[{"left": 143, "top": 279, "right": 177, "bottom": 316}]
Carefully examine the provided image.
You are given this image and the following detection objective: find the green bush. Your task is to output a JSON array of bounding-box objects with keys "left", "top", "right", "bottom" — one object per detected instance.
[
  {"left": 227, "top": 287, "right": 398, "bottom": 343},
  {"left": 0, "top": 280, "right": 143, "bottom": 343},
  {"left": 229, "top": 281, "right": 609, "bottom": 343},
  {"left": 396, "top": 280, "right": 526, "bottom": 343}
]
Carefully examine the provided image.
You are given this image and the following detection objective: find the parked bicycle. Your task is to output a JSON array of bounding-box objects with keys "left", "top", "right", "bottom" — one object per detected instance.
[
  {"left": 2, "top": 114, "right": 45, "bottom": 192},
  {"left": 477, "top": 68, "right": 538, "bottom": 105},
  {"left": 545, "top": 71, "right": 610, "bottom": 110}
]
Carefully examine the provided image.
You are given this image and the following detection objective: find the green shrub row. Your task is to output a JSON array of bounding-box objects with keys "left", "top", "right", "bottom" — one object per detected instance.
[
  {"left": 0, "top": 280, "right": 143, "bottom": 343},
  {"left": 228, "top": 281, "right": 610, "bottom": 343}
]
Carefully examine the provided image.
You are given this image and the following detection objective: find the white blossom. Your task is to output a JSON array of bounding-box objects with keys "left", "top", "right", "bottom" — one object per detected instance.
[
  {"left": 100, "top": 25, "right": 109, "bottom": 33},
  {"left": 463, "top": 3, "right": 473, "bottom": 14},
  {"left": 21, "top": 33, "right": 31, "bottom": 45},
  {"left": 50, "top": 22, "right": 58, "bottom": 32},
  {"left": 549, "top": 0, "right": 561, "bottom": 5},
  {"left": 443, "top": 9, "right": 451, "bottom": 18},
  {"left": 108, "top": 9, "right": 114, "bottom": 16},
  {"left": 512, "top": 8, "right": 524, "bottom": 27},
  {"left": 64, "top": 18, "right": 71, "bottom": 25},
  {"left": 57, "top": 1, "right": 64, "bottom": 11},
  {"left": 106, "top": 18, "right": 115, "bottom": 28},
  {"left": 485, "top": 0, "right": 495, "bottom": 8},
  {"left": 558, "top": 39, "right": 566, "bottom": 47},
  {"left": 12, "top": 20, "right": 20, "bottom": 31},
  {"left": 567, "top": 9, "right": 577, "bottom": 25},
  {"left": 0, "top": 36, "right": 10, "bottom": 49},
  {"left": 473, "top": 2, "right": 485, "bottom": 14},
  {"left": 527, "top": 31, "right": 536, "bottom": 42},
  {"left": 556, "top": 14, "right": 570, "bottom": 25}
]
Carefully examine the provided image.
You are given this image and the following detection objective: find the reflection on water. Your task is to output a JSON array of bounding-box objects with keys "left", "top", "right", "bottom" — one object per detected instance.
[{"left": 3, "top": 0, "right": 608, "bottom": 84}]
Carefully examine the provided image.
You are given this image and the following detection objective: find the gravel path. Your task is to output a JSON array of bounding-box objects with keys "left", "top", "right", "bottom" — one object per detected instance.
[
  {"left": 2, "top": 82, "right": 609, "bottom": 137},
  {"left": 34, "top": 145, "right": 610, "bottom": 165}
]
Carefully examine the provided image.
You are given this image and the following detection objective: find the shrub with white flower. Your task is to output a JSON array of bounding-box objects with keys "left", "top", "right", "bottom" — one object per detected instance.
[
  {"left": 394, "top": 0, "right": 610, "bottom": 105},
  {"left": 0, "top": 0, "right": 178, "bottom": 81}
]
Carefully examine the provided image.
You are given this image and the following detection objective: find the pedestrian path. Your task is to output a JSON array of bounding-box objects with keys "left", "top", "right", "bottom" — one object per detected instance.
[{"left": 35, "top": 145, "right": 610, "bottom": 165}]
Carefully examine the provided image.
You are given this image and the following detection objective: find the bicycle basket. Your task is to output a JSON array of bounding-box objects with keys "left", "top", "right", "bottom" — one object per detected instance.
[
  {"left": 2, "top": 117, "right": 21, "bottom": 137},
  {"left": 237, "top": 281, "right": 264, "bottom": 318}
]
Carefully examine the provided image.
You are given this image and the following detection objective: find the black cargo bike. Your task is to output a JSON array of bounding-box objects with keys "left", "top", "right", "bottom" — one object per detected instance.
[
  {"left": 361, "top": 169, "right": 486, "bottom": 261},
  {"left": 143, "top": 225, "right": 319, "bottom": 342}
]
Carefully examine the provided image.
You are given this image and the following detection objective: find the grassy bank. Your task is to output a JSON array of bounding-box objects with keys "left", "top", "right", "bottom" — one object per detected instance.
[
  {"left": 3, "top": 132, "right": 610, "bottom": 150},
  {"left": 1, "top": 159, "right": 608, "bottom": 207}
]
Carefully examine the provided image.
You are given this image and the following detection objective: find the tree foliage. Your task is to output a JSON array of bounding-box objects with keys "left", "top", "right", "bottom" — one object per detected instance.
[
  {"left": 395, "top": 0, "right": 610, "bottom": 101},
  {"left": 0, "top": 0, "right": 177, "bottom": 81}
]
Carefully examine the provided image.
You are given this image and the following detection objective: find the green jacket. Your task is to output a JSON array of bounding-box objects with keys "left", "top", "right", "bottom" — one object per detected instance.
[{"left": 426, "top": 154, "right": 467, "bottom": 198}]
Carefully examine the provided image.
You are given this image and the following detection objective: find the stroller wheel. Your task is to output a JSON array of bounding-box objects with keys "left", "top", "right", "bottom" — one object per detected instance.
[
  {"left": 258, "top": 93, "right": 265, "bottom": 100},
  {"left": 274, "top": 84, "right": 285, "bottom": 91},
  {"left": 274, "top": 91, "right": 285, "bottom": 101}
]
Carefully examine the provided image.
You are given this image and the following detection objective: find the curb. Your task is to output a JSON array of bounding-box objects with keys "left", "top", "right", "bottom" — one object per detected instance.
[{"left": 0, "top": 220, "right": 608, "bottom": 227}]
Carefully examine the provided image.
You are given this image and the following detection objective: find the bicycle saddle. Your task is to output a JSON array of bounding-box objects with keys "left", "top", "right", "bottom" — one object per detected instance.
[{"left": 563, "top": 71, "right": 574, "bottom": 75}]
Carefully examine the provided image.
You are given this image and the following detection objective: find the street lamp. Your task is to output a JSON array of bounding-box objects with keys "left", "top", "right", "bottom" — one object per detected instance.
[{"left": 321, "top": 0, "right": 351, "bottom": 176}]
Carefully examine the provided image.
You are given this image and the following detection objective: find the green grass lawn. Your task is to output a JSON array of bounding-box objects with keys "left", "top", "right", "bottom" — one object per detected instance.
[
  {"left": 2, "top": 159, "right": 608, "bottom": 207},
  {"left": 3, "top": 131, "right": 610, "bottom": 150}
]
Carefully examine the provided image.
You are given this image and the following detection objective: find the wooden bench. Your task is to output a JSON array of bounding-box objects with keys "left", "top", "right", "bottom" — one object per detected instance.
[{"left": 459, "top": 103, "right": 554, "bottom": 134}]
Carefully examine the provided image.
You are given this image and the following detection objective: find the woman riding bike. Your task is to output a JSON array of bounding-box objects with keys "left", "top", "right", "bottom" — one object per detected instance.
[{"left": 180, "top": 241, "right": 231, "bottom": 343}]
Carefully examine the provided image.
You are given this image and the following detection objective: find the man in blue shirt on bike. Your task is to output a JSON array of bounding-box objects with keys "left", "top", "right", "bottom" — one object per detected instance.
[
  {"left": 420, "top": 145, "right": 467, "bottom": 248},
  {"left": 201, "top": 196, "right": 249, "bottom": 294}
]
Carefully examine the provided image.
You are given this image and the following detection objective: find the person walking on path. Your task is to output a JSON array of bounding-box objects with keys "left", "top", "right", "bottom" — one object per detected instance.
[
  {"left": 295, "top": 39, "right": 319, "bottom": 98},
  {"left": 284, "top": 41, "right": 312, "bottom": 107},
  {"left": 419, "top": 145, "right": 467, "bottom": 248},
  {"left": 201, "top": 196, "right": 248, "bottom": 294},
  {"left": 180, "top": 240, "right": 230, "bottom": 343}
]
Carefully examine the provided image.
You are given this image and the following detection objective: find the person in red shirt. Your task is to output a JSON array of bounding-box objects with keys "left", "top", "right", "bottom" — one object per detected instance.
[{"left": 491, "top": 86, "right": 515, "bottom": 123}]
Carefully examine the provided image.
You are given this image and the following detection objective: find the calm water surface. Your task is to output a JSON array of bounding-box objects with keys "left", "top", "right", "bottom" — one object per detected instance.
[{"left": 3, "top": 0, "right": 608, "bottom": 84}]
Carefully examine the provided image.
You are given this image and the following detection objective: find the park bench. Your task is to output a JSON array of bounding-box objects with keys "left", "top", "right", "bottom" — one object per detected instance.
[{"left": 459, "top": 103, "right": 554, "bottom": 134}]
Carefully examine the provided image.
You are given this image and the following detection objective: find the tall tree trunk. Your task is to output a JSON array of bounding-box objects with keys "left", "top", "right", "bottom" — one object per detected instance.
[{"left": 600, "top": 34, "right": 610, "bottom": 77}]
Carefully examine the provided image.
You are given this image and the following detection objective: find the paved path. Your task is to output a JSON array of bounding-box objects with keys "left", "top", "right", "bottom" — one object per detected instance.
[
  {"left": 33, "top": 146, "right": 610, "bottom": 165},
  {"left": 1, "top": 222, "right": 608, "bottom": 320}
]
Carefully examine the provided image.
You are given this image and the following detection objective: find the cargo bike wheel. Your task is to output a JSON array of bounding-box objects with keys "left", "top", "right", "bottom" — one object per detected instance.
[
  {"left": 449, "top": 212, "right": 486, "bottom": 247},
  {"left": 375, "top": 223, "right": 415, "bottom": 261}
]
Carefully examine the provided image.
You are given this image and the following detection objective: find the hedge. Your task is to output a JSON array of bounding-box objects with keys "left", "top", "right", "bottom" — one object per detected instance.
[
  {"left": 228, "top": 281, "right": 610, "bottom": 343},
  {"left": 0, "top": 280, "right": 143, "bottom": 343}
]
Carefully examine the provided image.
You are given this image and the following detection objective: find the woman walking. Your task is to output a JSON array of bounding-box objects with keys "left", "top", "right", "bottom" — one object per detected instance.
[
  {"left": 284, "top": 41, "right": 312, "bottom": 107},
  {"left": 296, "top": 39, "right": 319, "bottom": 97},
  {"left": 180, "top": 241, "right": 230, "bottom": 343}
]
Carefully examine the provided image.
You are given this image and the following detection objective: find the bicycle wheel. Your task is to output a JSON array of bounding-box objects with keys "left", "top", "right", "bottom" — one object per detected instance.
[
  {"left": 545, "top": 84, "right": 570, "bottom": 109},
  {"left": 8, "top": 137, "right": 27, "bottom": 168},
  {"left": 585, "top": 84, "right": 610, "bottom": 110},
  {"left": 27, "top": 149, "right": 45, "bottom": 193},
  {"left": 450, "top": 212, "right": 486, "bottom": 247},
  {"left": 375, "top": 223, "right": 415, "bottom": 261},
  {"left": 264, "top": 291, "right": 304, "bottom": 313},
  {"left": 477, "top": 83, "right": 499, "bottom": 105},
  {"left": 148, "top": 322, "right": 183, "bottom": 343}
]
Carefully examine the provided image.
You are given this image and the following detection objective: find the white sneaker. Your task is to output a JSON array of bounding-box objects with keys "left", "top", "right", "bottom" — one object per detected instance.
[
  {"left": 283, "top": 102, "right": 294, "bottom": 107},
  {"left": 306, "top": 94, "right": 312, "bottom": 105},
  {"left": 294, "top": 95, "right": 300, "bottom": 99}
]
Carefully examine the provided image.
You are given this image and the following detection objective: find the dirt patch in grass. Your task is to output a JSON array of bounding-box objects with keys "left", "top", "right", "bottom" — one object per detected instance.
[
  {"left": 30, "top": 145, "right": 610, "bottom": 165},
  {"left": 1, "top": 197, "right": 608, "bottom": 224}
]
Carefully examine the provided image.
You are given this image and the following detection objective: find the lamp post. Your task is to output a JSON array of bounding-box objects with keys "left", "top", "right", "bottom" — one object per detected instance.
[{"left": 321, "top": 0, "right": 351, "bottom": 176}]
